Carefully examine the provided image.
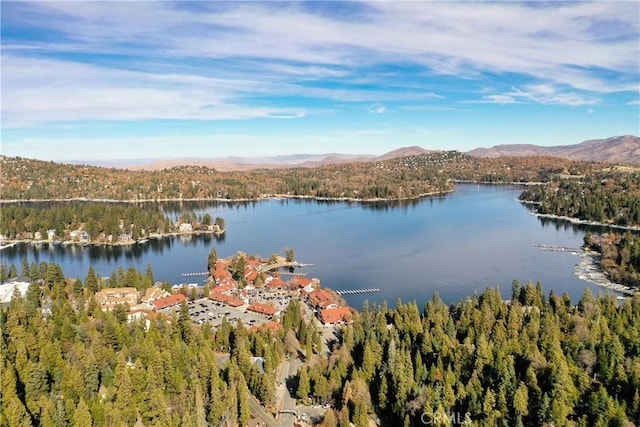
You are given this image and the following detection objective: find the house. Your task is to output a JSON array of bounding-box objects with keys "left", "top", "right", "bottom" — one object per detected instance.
[
  {"left": 289, "top": 275, "right": 313, "bottom": 289},
  {"left": 209, "top": 293, "right": 244, "bottom": 307},
  {"left": 265, "top": 276, "right": 287, "bottom": 290},
  {"left": 127, "top": 309, "right": 154, "bottom": 329},
  {"left": 243, "top": 266, "right": 258, "bottom": 283},
  {"left": 212, "top": 278, "right": 237, "bottom": 294},
  {"left": 307, "top": 289, "right": 339, "bottom": 309},
  {"left": 249, "top": 320, "right": 282, "bottom": 333},
  {"left": 0, "top": 276, "right": 32, "bottom": 305},
  {"left": 247, "top": 302, "right": 280, "bottom": 317},
  {"left": 319, "top": 307, "right": 352, "bottom": 325},
  {"left": 47, "top": 229, "right": 56, "bottom": 240},
  {"left": 140, "top": 287, "right": 170, "bottom": 304},
  {"left": 69, "top": 230, "right": 81, "bottom": 241},
  {"left": 179, "top": 223, "right": 193, "bottom": 233},
  {"left": 95, "top": 287, "right": 138, "bottom": 311},
  {"left": 151, "top": 293, "right": 186, "bottom": 311},
  {"left": 213, "top": 260, "right": 232, "bottom": 281}
]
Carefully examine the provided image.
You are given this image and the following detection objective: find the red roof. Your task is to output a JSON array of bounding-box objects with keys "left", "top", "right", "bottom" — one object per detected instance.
[
  {"left": 308, "top": 289, "right": 338, "bottom": 309},
  {"left": 246, "top": 259, "right": 264, "bottom": 268},
  {"left": 212, "top": 280, "right": 236, "bottom": 294},
  {"left": 320, "top": 307, "right": 352, "bottom": 324},
  {"left": 249, "top": 321, "right": 282, "bottom": 333},
  {"left": 290, "top": 276, "right": 312, "bottom": 288},
  {"left": 244, "top": 266, "right": 258, "bottom": 282},
  {"left": 151, "top": 293, "right": 186, "bottom": 310},
  {"left": 209, "top": 293, "right": 244, "bottom": 307},
  {"left": 267, "top": 277, "right": 287, "bottom": 289},
  {"left": 247, "top": 302, "right": 279, "bottom": 316}
]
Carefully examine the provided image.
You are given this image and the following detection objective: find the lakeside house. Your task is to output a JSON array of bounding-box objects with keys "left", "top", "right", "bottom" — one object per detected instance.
[
  {"left": 307, "top": 289, "right": 339, "bottom": 309},
  {"left": 178, "top": 223, "right": 193, "bottom": 233},
  {"left": 95, "top": 287, "right": 138, "bottom": 311},
  {"left": 320, "top": 306, "right": 352, "bottom": 325}
]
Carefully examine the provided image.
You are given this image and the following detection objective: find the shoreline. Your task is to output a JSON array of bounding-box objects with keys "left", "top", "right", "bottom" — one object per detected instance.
[
  {"left": 0, "top": 229, "right": 225, "bottom": 250},
  {"left": 0, "top": 189, "right": 455, "bottom": 205},
  {"left": 522, "top": 207, "right": 640, "bottom": 232},
  {"left": 574, "top": 248, "right": 637, "bottom": 297}
]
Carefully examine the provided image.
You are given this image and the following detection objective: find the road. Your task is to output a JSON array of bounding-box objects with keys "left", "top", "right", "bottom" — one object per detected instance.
[
  {"left": 276, "top": 357, "right": 303, "bottom": 427},
  {"left": 257, "top": 261, "right": 313, "bottom": 273},
  {"left": 248, "top": 394, "right": 278, "bottom": 427}
]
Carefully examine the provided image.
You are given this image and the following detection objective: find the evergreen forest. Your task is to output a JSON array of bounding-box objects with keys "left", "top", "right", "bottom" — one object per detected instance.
[{"left": 1, "top": 261, "right": 639, "bottom": 427}]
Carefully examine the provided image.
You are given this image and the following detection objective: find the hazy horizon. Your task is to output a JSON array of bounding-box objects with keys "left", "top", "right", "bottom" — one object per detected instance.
[{"left": 2, "top": 1, "right": 638, "bottom": 161}]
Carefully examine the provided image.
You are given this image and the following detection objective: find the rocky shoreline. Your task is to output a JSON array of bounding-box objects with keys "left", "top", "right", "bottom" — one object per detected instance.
[{"left": 573, "top": 249, "right": 636, "bottom": 297}]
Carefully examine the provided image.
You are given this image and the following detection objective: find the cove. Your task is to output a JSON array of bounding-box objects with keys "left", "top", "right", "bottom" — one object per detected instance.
[{"left": 0, "top": 184, "right": 619, "bottom": 308}]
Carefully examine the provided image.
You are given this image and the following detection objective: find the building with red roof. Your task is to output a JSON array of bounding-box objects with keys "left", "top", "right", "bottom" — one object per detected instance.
[
  {"left": 249, "top": 321, "right": 282, "bottom": 333},
  {"left": 307, "top": 289, "right": 339, "bottom": 309},
  {"left": 320, "top": 307, "right": 352, "bottom": 325},
  {"left": 247, "top": 302, "right": 280, "bottom": 317},
  {"left": 266, "top": 276, "right": 287, "bottom": 290},
  {"left": 289, "top": 275, "right": 313, "bottom": 289},
  {"left": 212, "top": 278, "right": 237, "bottom": 295},
  {"left": 209, "top": 293, "right": 244, "bottom": 307},
  {"left": 151, "top": 293, "right": 186, "bottom": 311}
]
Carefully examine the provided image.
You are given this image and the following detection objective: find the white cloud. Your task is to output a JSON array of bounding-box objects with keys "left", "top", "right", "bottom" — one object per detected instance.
[
  {"left": 467, "top": 84, "right": 600, "bottom": 107},
  {"left": 2, "top": 1, "right": 638, "bottom": 127},
  {"left": 368, "top": 104, "right": 387, "bottom": 114}
]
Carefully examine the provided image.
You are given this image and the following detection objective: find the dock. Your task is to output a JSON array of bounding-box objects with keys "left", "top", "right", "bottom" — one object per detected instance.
[
  {"left": 181, "top": 272, "right": 209, "bottom": 277},
  {"left": 534, "top": 244, "right": 581, "bottom": 254},
  {"left": 335, "top": 288, "right": 381, "bottom": 295}
]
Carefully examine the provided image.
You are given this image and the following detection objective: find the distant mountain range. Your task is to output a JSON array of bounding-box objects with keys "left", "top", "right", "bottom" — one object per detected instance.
[
  {"left": 467, "top": 135, "right": 640, "bottom": 165},
  {"left": 79, "top": 135, "right": 639, "bottom": 170}
]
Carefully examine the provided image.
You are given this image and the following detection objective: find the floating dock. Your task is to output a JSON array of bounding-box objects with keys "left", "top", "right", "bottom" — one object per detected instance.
[
  {"left": 534, "top": 244, "right": 581, "bottom": 254},
  {"left": 181, "top": 272, "right": 209, "bottom": 277},
  {"left": 335, "top": 288, "right": 381, "bottom": 295}
]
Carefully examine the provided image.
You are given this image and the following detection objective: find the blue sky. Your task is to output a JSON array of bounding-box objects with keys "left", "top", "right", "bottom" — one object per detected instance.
[{"left": 1, "top": 1, "right": 639, "bottom": 161}]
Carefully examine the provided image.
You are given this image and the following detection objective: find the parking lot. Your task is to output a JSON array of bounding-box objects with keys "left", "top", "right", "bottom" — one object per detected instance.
[{"left": 187, "top": 297, "right": 277, "bottom": 328}]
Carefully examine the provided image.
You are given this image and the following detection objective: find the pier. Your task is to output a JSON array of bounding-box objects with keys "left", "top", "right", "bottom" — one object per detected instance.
[
  {"left": 534, "top": 244, "right": 581, "bottom": 254},
  {"left": 181, "top": 272, "right": 209, "bottom": 277},
  {"left": 335, "top": 288, "right": 381, "bottom": 295}
]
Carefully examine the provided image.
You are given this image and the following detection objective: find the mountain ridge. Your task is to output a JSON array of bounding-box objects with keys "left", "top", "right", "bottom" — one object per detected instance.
[
  {"left": 467, "top": 135, "right": 640, "bottom": 165},
  {"left": 65, "top": 135, "right": 640, "bottom": 170}
]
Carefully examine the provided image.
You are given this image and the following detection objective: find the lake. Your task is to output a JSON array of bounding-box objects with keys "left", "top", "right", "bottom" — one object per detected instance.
[{"left": 0, "top": 184, "right": 617, "bottom": 308}]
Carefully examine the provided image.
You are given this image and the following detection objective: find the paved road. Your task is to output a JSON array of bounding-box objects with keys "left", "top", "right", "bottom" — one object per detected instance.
[
  {"left": 257, "top": 261, "right": 313, "bottom": 273},
  {"left": 276, "top": 358, "right": 303, "bottom": 427},
  {"left": 248, "top": 394, "right": 278, "bottom": 427}
]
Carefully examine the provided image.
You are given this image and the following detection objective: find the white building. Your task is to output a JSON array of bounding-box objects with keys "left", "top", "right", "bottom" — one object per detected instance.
[{"left": 0, "top": 277, "right": 32, "bottom": 304}]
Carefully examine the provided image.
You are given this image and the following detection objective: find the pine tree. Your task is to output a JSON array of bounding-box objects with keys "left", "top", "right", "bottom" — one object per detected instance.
[
  {"left": 72, "top": 399, "right": 92, "bottom": 427},
  {"left": 85, "top": 266, "right": 98, "bottom": 294},
  {"left": 297, "top": 368, "right": 310, "bottom": 401}
]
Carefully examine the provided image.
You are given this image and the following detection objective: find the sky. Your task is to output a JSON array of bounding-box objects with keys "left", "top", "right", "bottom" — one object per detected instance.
[{"left": 1, "top": 1, "right": 639, "bottom": 162}]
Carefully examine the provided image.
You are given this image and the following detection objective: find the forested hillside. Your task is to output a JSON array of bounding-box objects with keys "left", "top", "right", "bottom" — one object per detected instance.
[
  {"left": 0, "top": 262, "right": 320, "bottom": 426},
  {"left": 297, "top": 285, "right": 640, "bottom": 426},
  {"left": 520, "top": 172, "right": 640, "bottom": 227},
  {"left": 1, "top": 262, "right": 639, "bottom": 426},
  {"left": 0, "top": 152, "right": 611, "bottom": 202},
  {"left": 584, "top": 232, "right": 640, "bottom": 288},
  {"left": 0, "top": 203, "right": 224, "bottom": 243}
]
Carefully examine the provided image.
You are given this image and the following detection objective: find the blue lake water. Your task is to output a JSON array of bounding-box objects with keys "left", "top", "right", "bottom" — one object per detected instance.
[{"left": 0, "top": 184, "right": 616, "bottom": 308}]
